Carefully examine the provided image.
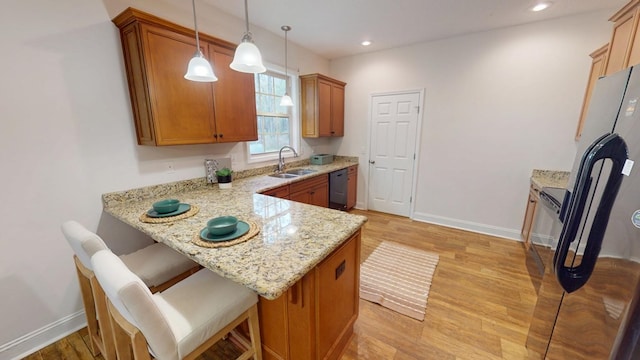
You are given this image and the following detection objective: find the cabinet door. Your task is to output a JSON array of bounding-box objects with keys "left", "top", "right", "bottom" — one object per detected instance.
[
  {"left": 287, "top": 273, "right": 316, "bottom": 360},
  {"left": 347, "top": 165, "right": 357, "bottom": 210},
  {"left": 261, "top": 185, "right": 290, "bottom": 199},
  {"left": 316, "top": 231, "right": 360, "bottom": 359},
  {"left": 605, "top": 8, "right": 637, "bottom": 75},
  {"left": 308, "top": 181, "right": 329, "bottom": 208},
  {"left": 521, "top": 187, "right": 540, "bottom": 250},
  {"left": 289, "top": 190, "right": 310, "bottom": 204},
  {"left": 141, "top": 24, "right": 216, "bottom": 145},
  {"left": 627, "top": 7, "right": 640, "bottom": 67},
  {"left": 318, "top": 80, "right": 333, "bottom": 137},
  {"left": 210, "top": 44, "right": 258, "bottom": 143},
  {"left": 330, "top": 84, "right": 345, "bottom": 136},
  {"left": 290, "top": 175, "right": 328, "bottom": 207},
  {"left": 575, "top": 44, "right": 608, "bottom": 140}
]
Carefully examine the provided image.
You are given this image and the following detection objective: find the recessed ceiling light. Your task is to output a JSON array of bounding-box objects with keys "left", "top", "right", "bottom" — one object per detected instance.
[
  {"left": 361, "top": 40, "right": 372, "bottom": 46},
  {"left": 531, "top": 2, "right": 552, "bottom": 12}
]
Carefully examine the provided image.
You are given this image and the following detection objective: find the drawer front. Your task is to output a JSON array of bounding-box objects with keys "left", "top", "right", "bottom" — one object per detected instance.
[{"left": 290, "top": 174, "right": 328, "bottom": 194}]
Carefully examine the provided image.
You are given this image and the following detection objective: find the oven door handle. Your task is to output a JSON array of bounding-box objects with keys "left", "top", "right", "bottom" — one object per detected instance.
[{"left": 553, "top": 133, "right": 628, "bottom": 293}]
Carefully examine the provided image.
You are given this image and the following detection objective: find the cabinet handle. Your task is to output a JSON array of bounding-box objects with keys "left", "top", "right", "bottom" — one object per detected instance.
[
  {"left": 288, "top": 282, "right": 303, "bottom": 307},
  {"left": 288, "top": 283, "right": 297, "bottom": 304},
  {"left": 310, "top": 191, "right": 315, "bottom": 195},
  {"left": 219, "top": 133, "right": 223, "bottom": 138},
  {"left": 213, "top": 134, "right": 218, "bottom": 138},
  {"left": 530, "top": 199, "right": 536, "bottom": 203}
]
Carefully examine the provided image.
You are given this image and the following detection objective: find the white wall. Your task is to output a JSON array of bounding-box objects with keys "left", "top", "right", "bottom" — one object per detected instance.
[
  {"left": 0, "top": 0, "right": 329, "bottom": 358},
  {"left": 331, "top": 10, "right": 615, "bottom": 239}
]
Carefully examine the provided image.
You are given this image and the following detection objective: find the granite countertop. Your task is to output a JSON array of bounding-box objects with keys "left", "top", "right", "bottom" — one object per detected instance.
[
  {"left": 102, "top": 157, "right": 367, "bottom": 300},
  {"left": 530, "top": 169, "right": 570, "bottom": 189}
]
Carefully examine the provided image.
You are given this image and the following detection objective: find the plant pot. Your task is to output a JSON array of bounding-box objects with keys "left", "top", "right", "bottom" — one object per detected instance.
[{"left": 217, "top": 175, "right": 232, "bottom": 189}]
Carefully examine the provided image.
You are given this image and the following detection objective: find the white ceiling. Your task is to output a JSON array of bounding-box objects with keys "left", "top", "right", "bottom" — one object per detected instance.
[{"left": 202, "top": 0, "right": 625, "bottom": 59}]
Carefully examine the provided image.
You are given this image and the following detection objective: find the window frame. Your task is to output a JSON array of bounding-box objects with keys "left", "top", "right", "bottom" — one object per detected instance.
[{"left": 246, "top": 63, "right": 300, "bottom": 164}]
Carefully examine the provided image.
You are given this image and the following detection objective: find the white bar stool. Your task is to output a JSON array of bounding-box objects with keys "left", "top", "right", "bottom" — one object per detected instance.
[
  {"left": 91, "top": 249, "right": 262, "bottom": 360},
  {"left": 62, "top": 220, "right": 200, "bottom": 360}
]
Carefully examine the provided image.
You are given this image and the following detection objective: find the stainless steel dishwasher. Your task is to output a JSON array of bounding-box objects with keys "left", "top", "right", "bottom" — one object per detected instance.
[{"left": 329, "top": 169, "right": 348, "bottom": 210}]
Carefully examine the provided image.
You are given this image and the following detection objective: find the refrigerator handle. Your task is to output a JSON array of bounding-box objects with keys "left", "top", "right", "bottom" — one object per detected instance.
[{"left": 554, "top": 133, "right": 628, "bottom": 293}]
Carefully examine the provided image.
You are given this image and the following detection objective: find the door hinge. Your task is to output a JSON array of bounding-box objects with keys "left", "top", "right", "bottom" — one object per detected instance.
[{"left": 410, "top": 196, "right": 412, "bottom": 203}]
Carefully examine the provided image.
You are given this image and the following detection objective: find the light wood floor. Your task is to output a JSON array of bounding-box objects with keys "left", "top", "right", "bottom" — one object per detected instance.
[{"left": 22, "top": 210, "right": 541, "bottom": 360}]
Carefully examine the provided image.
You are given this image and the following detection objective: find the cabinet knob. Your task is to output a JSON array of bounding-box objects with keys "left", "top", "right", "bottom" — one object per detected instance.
[
  {"left": 369, "top": 160, "right": 375, "bottom": 164},
  {"left": 213, "top": 134, "right": 218, "bottom": 138},
  {"left": 219, "top": 134, "right": 223, "bottom": 138}
]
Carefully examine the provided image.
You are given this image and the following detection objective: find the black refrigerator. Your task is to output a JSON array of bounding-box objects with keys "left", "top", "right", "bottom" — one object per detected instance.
[{"left": 526, "top": 66, "right": 640, "bottom": 359}]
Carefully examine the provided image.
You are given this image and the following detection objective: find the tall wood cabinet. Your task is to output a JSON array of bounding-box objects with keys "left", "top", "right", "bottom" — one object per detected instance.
[
  {"left": 575, "top": 0, "right": 640, "bottom": 139},
  {"left": 112, "top": 8, "right": 257, "bottom": 146},
  {"left": 301, "top": 74, "right": 346, "bottom": 138},
  {"left": 259, "top": 230, "right": 361, "bottom": 360},
  {"left": 575, "top": 44, "right": 608, "bottom": 139},
  {"left": 604, "top": 1, "right": 640, "bottom": 75}
]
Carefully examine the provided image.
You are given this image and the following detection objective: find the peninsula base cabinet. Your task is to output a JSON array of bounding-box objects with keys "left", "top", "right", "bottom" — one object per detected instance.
[{"left": 258, "top": 230, "right": 361, "bottom": 360}]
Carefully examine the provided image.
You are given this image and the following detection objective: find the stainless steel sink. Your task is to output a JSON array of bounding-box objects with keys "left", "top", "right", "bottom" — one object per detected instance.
[
  {"left": 285, "top": 169, "right": 318, "bottom": 176},
  {"left": 268, "top": 173, "right": 299, "bottom": 179}
]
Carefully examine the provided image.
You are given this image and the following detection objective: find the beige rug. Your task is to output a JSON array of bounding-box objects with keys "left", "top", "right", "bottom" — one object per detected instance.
[{"left": 360, "top": 241, "right": 439, "bottom": 321}]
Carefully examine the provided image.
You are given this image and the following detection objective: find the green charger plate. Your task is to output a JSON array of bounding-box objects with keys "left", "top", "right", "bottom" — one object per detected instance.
[
  {"left": 200, "top": 221, "right": 250, "bottom": 242},
  {"left": 147, "top": 203, "right": 191, "bottom": 218}
]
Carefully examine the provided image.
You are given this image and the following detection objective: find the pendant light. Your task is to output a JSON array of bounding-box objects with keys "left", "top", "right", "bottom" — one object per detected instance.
[
  {"left": 185, "top": 0, "right": 216, "bottom": 82},
  {"left": 230, "top": 0, "right": 266, "bottom": 74},
  {"left": 280, "top": 25, "right": 293, "bottom": 107}
]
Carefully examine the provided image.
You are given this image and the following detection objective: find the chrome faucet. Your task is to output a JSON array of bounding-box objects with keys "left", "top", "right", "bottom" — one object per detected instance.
[{"left": 277, "top": 146, "right": 298, "bottom": 172}]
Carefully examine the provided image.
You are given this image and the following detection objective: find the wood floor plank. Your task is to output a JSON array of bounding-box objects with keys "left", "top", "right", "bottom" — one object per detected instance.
[{"left": 22, "top": 209, "right": 542, "bottom": 360}]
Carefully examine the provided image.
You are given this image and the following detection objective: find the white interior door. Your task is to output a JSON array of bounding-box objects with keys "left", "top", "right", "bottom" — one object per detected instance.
[{"left": 368, "top": 91, "right": 420, "bottom": 216}]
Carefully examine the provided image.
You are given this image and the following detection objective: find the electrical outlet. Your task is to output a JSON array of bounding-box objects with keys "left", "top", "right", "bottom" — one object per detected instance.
[{"left": 165, "top": 161, "right": 175, "bottom": 174}]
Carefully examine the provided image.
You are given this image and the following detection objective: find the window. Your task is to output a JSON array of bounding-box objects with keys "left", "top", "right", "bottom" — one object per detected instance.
[{"left": 247, "top": 69, "right": 299, "bottom": 163}]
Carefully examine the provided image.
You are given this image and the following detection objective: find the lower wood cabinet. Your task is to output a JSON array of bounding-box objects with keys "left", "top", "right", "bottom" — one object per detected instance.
[
  {"left": 258, "top": 230, "right": 361, "bottom": 360},
  {"left": 346, "top": 165, "right": 357, "bottom": 210},
  {"left": 289, "top": 174, "right": 329, "bottom": 207},
  {"left": 260, "top": 184, "right": 290, "bottom": 199},
  {"left": 521, "top": 183, "right": 541, "bottom": 250}
]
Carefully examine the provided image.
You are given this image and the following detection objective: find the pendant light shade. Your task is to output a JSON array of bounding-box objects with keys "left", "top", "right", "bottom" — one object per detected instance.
[
  {"left": 185, "top": 0, "right": 217, "bottom": 82},
  {"left": 230, "top": 0, "right": 266, "bottom": 74},
  {"left": 185, "top": 54, "right": 217, "bottom": 82},
  {"left": 280, "top": 94, "right": 294, "bottom": 107},
  {"left": 280, "top": 25, "right": 293, "bottom": 107}
]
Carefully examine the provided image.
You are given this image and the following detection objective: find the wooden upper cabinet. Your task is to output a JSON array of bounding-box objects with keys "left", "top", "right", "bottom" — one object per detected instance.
[
  {"left": 209, "top": 44, "right": 258, "bottom": 143},
  {"left": 301, "top": 74, "right": 346, "bottom": 138},
  {"left": 112, "top": 8, "right": 257, "bottom": 146},
  {"left": 575, "top": 44, "right": 609, "bottom": 140},
  {"left": 604, "top": 1, "right": 640, "bottom": 75}
]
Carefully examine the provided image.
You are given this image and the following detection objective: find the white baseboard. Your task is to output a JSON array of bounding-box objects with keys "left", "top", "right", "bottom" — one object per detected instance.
[
  {"left": 0, "top": 311, "right": 86, "bottom": 360},
  {"left": 411, "top": 211, "right": 522, "bottom": 241}
]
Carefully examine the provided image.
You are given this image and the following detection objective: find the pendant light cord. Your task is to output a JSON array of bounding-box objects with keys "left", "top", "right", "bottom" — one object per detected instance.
[
  {"left": 244, "top": 0, "right": 250, "bottom": 35},
  {"left": 282, "top": 26, "right": 291, "bottom": 94},
  {"left": 191, "top": 0, "right": 201, "bottom": 55}
]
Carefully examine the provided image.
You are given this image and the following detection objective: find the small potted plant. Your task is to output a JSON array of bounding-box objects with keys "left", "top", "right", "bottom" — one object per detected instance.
[{"left": 215, "top": 167, "right": 233, "bottom": 189}]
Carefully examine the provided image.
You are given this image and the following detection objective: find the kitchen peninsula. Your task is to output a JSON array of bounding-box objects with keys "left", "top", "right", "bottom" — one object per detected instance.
[{"left": 102, "top": 158, "right": 366, "bottom": 359}]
